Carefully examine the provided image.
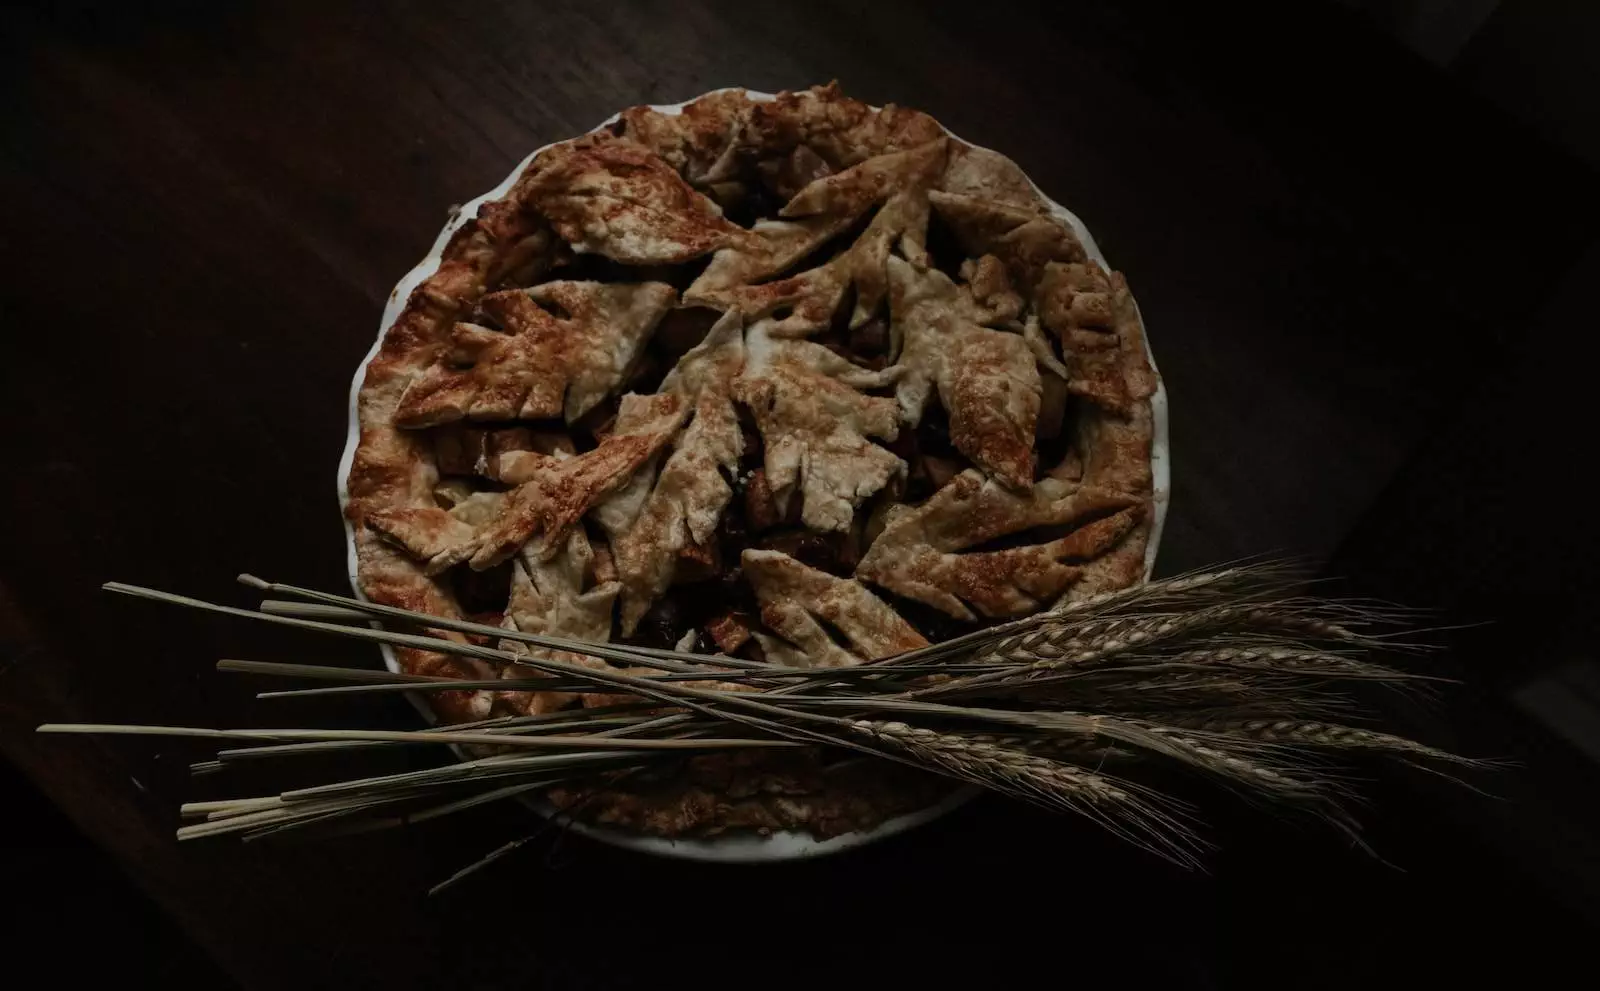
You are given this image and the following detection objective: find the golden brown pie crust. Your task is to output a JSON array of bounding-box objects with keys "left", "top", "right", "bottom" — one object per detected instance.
[{"left": 345, "top": 83, "right": 1158, "bottom": 838}]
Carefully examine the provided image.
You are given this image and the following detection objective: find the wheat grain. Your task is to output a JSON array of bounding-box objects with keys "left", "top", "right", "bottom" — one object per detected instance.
[
  {"left": 982, "top": 604, "right": 1374, "bottom": 672},
  {"left": 1161, "top": 717, "right": 1479, "bottom": 764},
  {"left": 847, "top": 720, "right": 1206, "bottom": 866}
]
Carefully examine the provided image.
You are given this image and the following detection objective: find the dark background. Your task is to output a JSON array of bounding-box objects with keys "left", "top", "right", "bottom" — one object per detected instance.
[{"left": 3, "top": 0, "right": 1598, "bottom": 986}]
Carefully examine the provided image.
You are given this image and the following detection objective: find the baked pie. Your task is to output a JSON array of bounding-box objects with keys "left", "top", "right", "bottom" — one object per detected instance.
[{"left": 345, "top": 84, "right": 1158, "bottom": 837}]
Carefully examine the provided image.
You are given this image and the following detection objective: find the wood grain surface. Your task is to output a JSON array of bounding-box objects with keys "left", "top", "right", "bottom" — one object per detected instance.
[{"left": 3, "top": 1, "right": 1595, "bottom": 987}]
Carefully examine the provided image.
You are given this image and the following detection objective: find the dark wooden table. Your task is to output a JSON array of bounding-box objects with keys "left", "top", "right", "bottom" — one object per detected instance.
[{"left": 4, "top": 1, "right": 1597, "bottom": 987}]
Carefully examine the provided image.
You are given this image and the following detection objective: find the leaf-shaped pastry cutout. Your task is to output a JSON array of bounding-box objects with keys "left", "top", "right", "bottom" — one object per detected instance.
[
  {"left": 352, "top": 529, "right": 497, "bottom": 721},
  {"left": 504, "top": 529, "right": 616, "bottom": 642},
  {"left": 928, "top": 189, "right": 1086, "bottom": 286},
  {"left": 938, "top": 142, "right": 1046, "bottom": 210},
  {"left": 1023, "top": 314, "right": 1068, "bottom": 380},
  {"left": 395, "top": 280, "right": 675, "bottom": 428},
  {"left": 587, "top": 453, "right": 656, "bottom": 540},
  {"left": 743, "top": 549, "right": 927, "bottom": 667},
  {"left": 523, "top": 136, "right": 751, "bottom": 264},
  {"left": 365, "top": 490, "right": 506, "bottom": 575},
  {"left": 692, "top": 259, "right": 853, "bottom": 338},
  {"left": 779, "top": 138, "right": 946, "bottom": 218},
  {"left": 591, "top": 309, "right": 744, "bottom": 535},
  {"left": 1053, "top": 401, "right": 1156, "bottom": 607},
  {"left": 600, "top": 309, "right": 747, "bottom": 634},
  {"left": 856, "top": 470, "right": 1144, "bottom": 621},
  {"left": 845, "top": 187, "right": 933, "bottom": 329},
  {"left": 495, "top": 529, "right": 623, "bottom": 715},
  {"left": 615, "top": 90, "right": 753, "bottom": 185},
  {"left": 685, "top": 213, "right": 858, "bottom": 299},
  {"left": 732, "top": 320, "right": 904, "bottom": 532},
  {"left": 687, "top": 184, "right": 935, "bottom": 337},
  {"left": 1035, "top": 261, "right": 1157, "bottom": 416},
  {"left": 467, "top": 393, "right": 686, "bottom": 570},
  {"left": 888, "top": 256, "right": 1041, "bottom": 489},
  {"left": 685, "top": 145, "right": 942, "bottom": 331},
  {"left": 747, "top": 83, "right": 945, "bottom": 167},
  {"left": 958, "top": 254, "right": 1025, "bottom": 326}
]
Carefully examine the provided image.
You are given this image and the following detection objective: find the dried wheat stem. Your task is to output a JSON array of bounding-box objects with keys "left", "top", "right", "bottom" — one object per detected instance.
[
  {"left": 822, "top": 701, "right": 1319, "bottom": 801},
  {"left": 234, "top": 576, "right": 775, "bottom": 672},
  {"left": 857, "top": 563, "right": 1300, "bottom": 670},
  {"left": 997, "top": 604, "right": 1370, "bottom": 669},
  {"left": 257, "top": 601, "right": 374, "bottom": 621},
  {"left": 1160, "top": 718, "right": 1478, "bottom": 763},
  {"left": 67, "top": 565, "right": 1477, "bottom": 865},
  {"left": 272, "top": 749, "right": 644, "bottom": 803},
  {"left": 218, "top": 658, "right": 459, "bottom": 683},
  {"left": 203, "top": 701, "right": 659, "bottom": 766},
  {"left": 36, "top": 723, "right": 797, "bottom": 752},
  {"left": 847, "top": 720, "right": 1205, "bottom": 867},
  {"left": 996, "top": 668, "right": 1357, "bottom": 709},
  {"left": 1053, "top": 562, "right": 1307, "bottom": 618},
  {"left": 914, "top": 605, "right": 1383, "bottom": 701},
  {"left": 850, "top": 721, "right": 1130, "bottom": 802},
  {"left": 961, "top": 733, "right": 1138, "bottom": 763},
  {"left": 1154, "top": 646, "right": 1425, "bottom": 680},
  {"left": 1136, "top": 725, "right": 1322, "bottom": 796},
  {"left": 176, "top": 786, "right": 444, "bottom": 839}
]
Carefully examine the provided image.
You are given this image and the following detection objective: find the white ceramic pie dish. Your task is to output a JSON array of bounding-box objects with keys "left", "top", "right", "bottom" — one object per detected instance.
[{"left": 337, "top": 89, "right": 1170, "bottom": 862}]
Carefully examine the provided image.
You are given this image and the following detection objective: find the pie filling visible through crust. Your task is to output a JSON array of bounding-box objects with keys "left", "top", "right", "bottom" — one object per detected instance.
[{"left": 346, "top": 84, "right": 1157, "bottom": 838}]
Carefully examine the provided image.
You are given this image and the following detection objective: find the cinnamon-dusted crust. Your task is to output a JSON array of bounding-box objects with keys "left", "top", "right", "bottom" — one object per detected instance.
[
  {"left": 888, "top": 256, "right": 1041, "bottom": 489},
  {"left": 743, "top": 549, "right": 929, "bottom": 667},
  {"left": 733, "top": 320, "right": 905, "bottom": 532},
  {"left": 597, "top": 309, "right": 747, "bottom": 635},
  {"left": 395, "top": 281, "right": 676, "bottom": 428},
  {"left": 856, "top": 471, "right": 1144, "bottom": 622},
  {"left": 521, "top": 136, "right": 753, "bottom": 265},
  {"left": 345, "top": 83, "right": 1158, "bottom": 838}
]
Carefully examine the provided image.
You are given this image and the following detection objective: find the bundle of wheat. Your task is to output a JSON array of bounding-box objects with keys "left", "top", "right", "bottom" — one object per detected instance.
[{"left": 40, "top": 563, "right": 1484, "bottom": 886}]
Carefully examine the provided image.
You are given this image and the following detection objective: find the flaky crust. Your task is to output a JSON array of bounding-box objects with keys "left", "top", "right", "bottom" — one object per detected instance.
[
  {"left": 733, "top": 321, "right": 905, "bottom": 532},
  {"left": 743, "top": 550, "right": 929, "bottom": 667},
  {"left": 346, "top": 84, "right": 1159, "bottom": 838},
  {"left": 888, "top": 256, "right": 1041, "bottom": 489},
  {"left": 521, "top": 135, "right": 752, "bottom": 264},
  {"left": 395, "top": 281, "right": 675, "bottom": 427},
  {"left": 856, "top": 472, "right": 1144, "bottom": 622},
  {"left": 599, "top": 310, "right": 746, "bottom": 634}
]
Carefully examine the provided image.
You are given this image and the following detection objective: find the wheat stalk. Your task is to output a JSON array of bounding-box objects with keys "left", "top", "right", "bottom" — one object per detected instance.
[
  {"left": 847, "top": 719, "right": 1209, "bottom": 867},
  {"left": 1153, "top": 717, "right": 1482, "bottom": 764},
  {"left": 976, "top": 603, "right": 1379, "bottom": 672},
  {"left": 37, "top": 723, "right": 799, "bottom": 752},
  {"left": 35, "top": 564, "right": 1485, "bottom": 881}
]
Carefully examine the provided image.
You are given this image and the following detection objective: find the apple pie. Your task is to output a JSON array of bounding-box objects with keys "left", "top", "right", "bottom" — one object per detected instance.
[{"left": 345, "top": 84, "right": 1158, "bottom": 837}]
